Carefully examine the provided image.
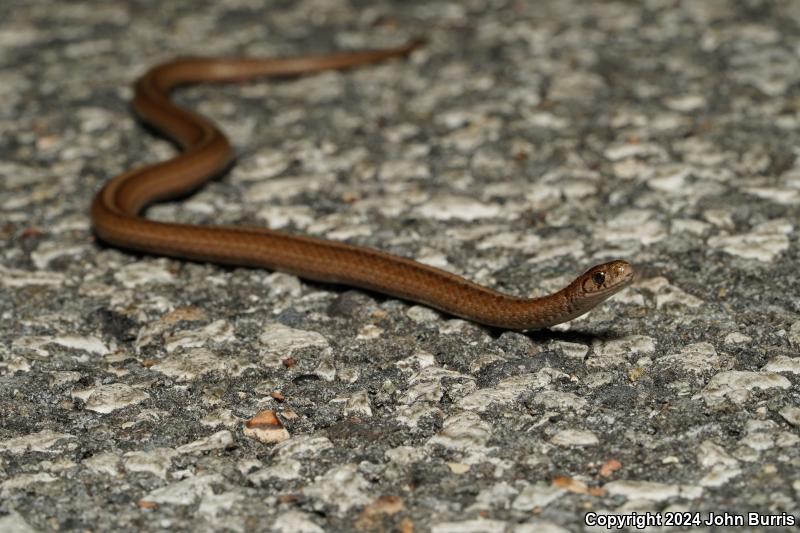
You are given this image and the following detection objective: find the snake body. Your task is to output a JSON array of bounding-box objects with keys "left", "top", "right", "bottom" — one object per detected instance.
[{"left": 91, "top": 41, "right": 634, "bottom": 330}]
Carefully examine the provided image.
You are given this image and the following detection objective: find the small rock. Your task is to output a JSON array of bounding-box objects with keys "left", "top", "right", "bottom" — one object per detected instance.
[
  {"left": 49, "top": 335, "right": 109, "bottom": 356},
  {"left": 637, "top": 277, "right": 704, "bottom": 309},
  {"left": 271, "top": 511, "right": 325, "bottom": 533},
  {"left": 700, "top": 371, "right": 790, "bottom": 404},
  {"left": 707, "top": 219, "right": 792, "bottom": 262},
  {"left": 762, "top": 355, "right": 800, "bottom": 374},
  {"left": 512, "top": 483, "right": 565, "bottom": 510},
  {"left": 272, "top": 435, "right": 333, "bottom": 459},
  {"left": 0, "top": 511, "right": 37, "bottom": 533},
  {"left": 83, "top": 452, "right": 120, "bottom": 477},
  {"left": 1, "top": 472, "right": 58, "bottom": 490},
  {"left": 724, "top": 332, "right": 752, "bottom": 345},
  {"left": 550, "top": 429, "right": 599, "bottom": 447},
  {"left": 198, "top": 491, "right": 244, "bottom": 518},
  {"left": 0, "top": 266, "right": 65, "bottom": 288},
  {"left": 313, "top": 353, "right": 337, "bottom": 382},
  {"left": 139, "top": 474, "right": 221, "bottom": 506},
  {"left": 151, "top": 348, "right": 229, "bottom": 381},
  {"left": 243, "top": 410, "right": 290, "bottom": 444},
  {"left": 304, "top": 464, "right": 371, "bottom": 513},
  {"left": 114, "top": 259, "right": 176, "bottom": 288},
  {"left": 428, "top": 412, "right": 492, "bottom": 452},
  {"left": 534, "top": 391, "right": 587, "bottom": 411},
  {"left": 789, "top": 321, "right": 800, "bottom": 348},
  {"left": 406, "top": 305, "right": 441, "bottom": 324},
  {"left": 604, "top": 480, "right": 681, "bottom": 501},
  {"left": 164, "top": 320, "right": 234, "bottom": 353},
  {"left": 447, "top": 462, "right": 470, "bottom": 474},
  {"left": 395, "top": 350, "right": 436, "bottom": 372},
  {"left": 124, "top": 448, "right": 176, "bottom": 479},
  {"left": 431, "top": 519, "right": 508, "bottom": 533},
  {"left": 697, "top": 440, "right": 738, "bottom": 468},
  {"left": 355, "top": 495, "right": 405, "bottom": 531},
  {"left": 658, "top": 342, "right": 719, "bottom": 374},
  {"left": 414, "top": 196, "right": 502, "bottom": 221},
  {"left": 73, "top": 383, "right": 149, "bottom": 414},
  {"left": 356, "top": 324, "right": 382, "bottom": 340},
  {"left": 700, "top": 464, "right": 742, "bottom": 488},
  {"left": 343, "top": 390, "right": 372, "bottom": 418},
  {"left": 467, "top": 482, "right": 518, "bottom": 512},
  {"left": 512, "top": 521, "right": 571, "bottom": 533},
  {"left": 457, "top": 369, "right": 561, "bottom": 412},
  {"left": 0, "top": 429, "right": 75, "bottom": 454},
  {"left": 590, "top": 335, "right": 656, "bottom": 367},
  {"left": 550, "top": 341, "right": 589, "bottom": 359},
  {"left": 161, "top": 306, "right": 207, "bottom": 324},
  {"left": 176, "top": 430, "right": 234, "bottom": 453},
  {"left": 779, "top": 405, "right": 800, "bottom": 426},
  {"left": 248, "top": 459, "right": 302, "bottom": 484},
  {"left": 259, "top": 323, "right": 330, "bottom": 367}
]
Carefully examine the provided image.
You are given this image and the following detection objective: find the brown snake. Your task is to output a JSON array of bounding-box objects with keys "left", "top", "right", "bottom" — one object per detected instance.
[{"left": 91, "top": 40, "right": 635, "bottom": 330}]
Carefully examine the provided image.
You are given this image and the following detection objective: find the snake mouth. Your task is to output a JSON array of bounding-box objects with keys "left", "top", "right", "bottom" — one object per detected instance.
[{"left": 618, "top": 262, "right": 636, "bottom": 285}]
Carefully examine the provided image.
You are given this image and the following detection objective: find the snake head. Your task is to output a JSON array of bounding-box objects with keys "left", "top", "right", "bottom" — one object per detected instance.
[{"left": 577, "top": 260, "right": 635, "bottom": 302}]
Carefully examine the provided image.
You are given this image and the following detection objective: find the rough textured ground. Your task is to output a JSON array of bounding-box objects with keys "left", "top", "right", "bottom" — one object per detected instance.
[{"left": 2, "top": 0, "right": 800, "bottom": 531}]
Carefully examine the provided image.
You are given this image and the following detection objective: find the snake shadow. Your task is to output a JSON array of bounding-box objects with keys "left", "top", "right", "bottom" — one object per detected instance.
[{"left": 481, "top": 325, "right": 627, "bottom": 343}]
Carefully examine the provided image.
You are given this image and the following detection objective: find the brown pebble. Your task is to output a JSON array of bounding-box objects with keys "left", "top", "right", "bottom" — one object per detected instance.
[
  {"left": 599, "top": 458, "right": 622, "bottom": 477},
  {"left": 21, "top": 227, "right": 43, "bottom": 238},
  {"left": 271, "top": 391, "right": 285, "bottom": 402},
  {"left": 399, "top": 518, "right": 414, "bottom": 533},
  {"left": 137, "top": 500, "right": 158, "bottom": 510},
  {"left": 552, "top": 475, "right": 589, "bottom": 494},
  {"left": 341, "top": 191, "right": 360, "bottom": 203},
  {"left": 246, "top": 410, "right": 281, "bottom": 428},
  {"left": 355, "top": 495, "right": 405, "bottom": 531},
  {"left": 588, "top": 486, "right": 607, "bottom": 496},
  {"left": 162, "top": 306, "right": 207, "bottom": 324},
  {"left": 244, "top": 409, "right": 290, "bottom": 443},
  {"left": 277, "top": 493, "right": 299, "bottom": 504}
]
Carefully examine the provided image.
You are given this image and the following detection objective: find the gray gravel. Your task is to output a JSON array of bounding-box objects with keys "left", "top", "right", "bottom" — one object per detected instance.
[{"left": 2, "top": 0, "right": 800, "bottom": 531}]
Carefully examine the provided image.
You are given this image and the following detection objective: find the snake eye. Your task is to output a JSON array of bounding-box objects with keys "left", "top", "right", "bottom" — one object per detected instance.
[{"left": 592, "top": 271, "right": 606, "bottom": 286}]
